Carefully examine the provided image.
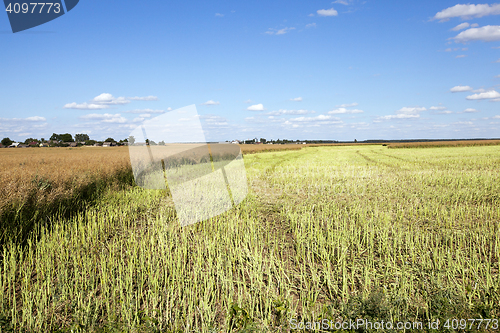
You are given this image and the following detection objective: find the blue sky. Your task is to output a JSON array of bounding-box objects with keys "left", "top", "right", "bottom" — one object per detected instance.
[{"left": 1, "top": 0, "right": 499, "bottom": 142}]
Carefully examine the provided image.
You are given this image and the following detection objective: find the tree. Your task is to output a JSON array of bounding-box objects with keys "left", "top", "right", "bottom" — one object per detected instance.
[
  {"left": 85, "top": 140, "right": 96, "bottom": 146},
  {"left": 75, "top": 134, "right": 90, "bottom": 142},
  {"left": 105, "top": 137, "right": 115, "bottom": 143},
  {"left": 1, "top": 137, "right": 13, "bottom": 146},
  {"left": 50, "top": 133, "right": 74, "bottom": 142},
  {"left": 60, "top": 133, "right": 74, "bottom": 142},
  {"left": 128, "top": 136, "right": 135, "bottom": 145},
  {"left": 260, "top": 138, "right": 267, "bottom": 144},
  {"left": 354, "top": 139, "right": 357, "bottom": 143},
  {"left": 50, "top": 133, "right": 61, "bottom": 141}
]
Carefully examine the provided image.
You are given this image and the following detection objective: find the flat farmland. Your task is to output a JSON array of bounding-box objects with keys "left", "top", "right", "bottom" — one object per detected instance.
[{"left": 1, "top": 145, "right": 500, "bottom": 332}]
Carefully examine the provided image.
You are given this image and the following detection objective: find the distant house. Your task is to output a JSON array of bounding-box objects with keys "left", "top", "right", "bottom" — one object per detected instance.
[
  {"left": 17, "top": 144, "right": 29, "bottom": 148},
  {"left": 9, "top": 142, "right": 19, "bottom": 148},
  {"left": 39, "top": 143, "right": 49, "bottom": 147},
  {"left": 103, "top": 142, "right": 117, "bottom": 147},
  {"left": 69, "top": 142, "right": 77, "bottom": 147}
]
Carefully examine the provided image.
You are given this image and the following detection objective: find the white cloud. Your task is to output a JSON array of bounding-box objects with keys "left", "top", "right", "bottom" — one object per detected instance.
[
  {"left": 64, "top": 102, "right": 109, "bottom": 110},
  {"left": 215, "top": 13, "right": 224, "bottom": 17},
  {"left": 337, "top": 102, "right": 358, "bottom": 107},
  {"left": 332, "top": 0, "right": 348, "bottom": 4},
  {"left": 378, "top": 106, "right": 425, "bottom": 120},
  {"left": 305, "top": 23, "right": 317, "bottom": 28},
  {"left": 451, "top": 22, "right": 470, "bottom": 31},
  {"left": 430, "top": 106, "right": 447, "bottom": 111},
  {"left": 466, "top": 90, "right": 500, "bottom": 100},
  {"left": 266, "top": 109, "right": 313, "bottom": 116},
  {"left": 91, "top": 93, "right": 130, "bottom": 105},
  {"left": 453, "top": 25, "right": 500, "bottom": 43},
  {"left": 495, "top": 75, "right": 500, "bottom": 78},
  {"left": 434, "top": 4, "right": 500, "bottom": 21},
  {"left": 450, "top": 85, "right": 473, "bottom": 92},
  {"left": 290, "top": 97, "right": 303, "bottom": 102},
  {"left": 493, "top": 115, "right": 500, "bottom": 118},
  {"left": 128, "top": 96, "right": 158, "bottom": 101},
  {"left": 438, "top": 110, "right": 453, "bottom": 114},
  {"left": 201, "top": 100, "right": 220, "bottom": 106},
  {"left": 290, "top": 114, "right": 340, "bottom": 122},
  {"left": 124, "top": 109, "right": 165, "bottom": 114},
  {"left": 379, "top": 114, "right": 420, "bottom": 120},
  {"left": 25, "top": 116, "right": 46, "bottom": 121},
  {"left": 328, "top": 107, "right": 364, "bottom": 114},
  {"left": 80, "top": 113, "right": 127, "bottom": 123},
  {"left": 464, "top": 108, "right": 479, "bottom": 113},
  {"left": 0, "top": 116, "right": 46, "bottom": 122},
  {"left": 317, "top": 8, "right": 338, "bottom": 16},
  {"left": 397, "top": 106, "right": 426, "bottom": 114},
  {"left": 308, "top": 13, "right": 315, "bottom": 17},
  {"left": 265, "top": 27, "right": 295, "bottom": 35},
  {"left": 247, "top": 104, "right": 265, "bottom": 111},
  {"left": 456, "top": 54, "right": 467, "bottom": 58}
]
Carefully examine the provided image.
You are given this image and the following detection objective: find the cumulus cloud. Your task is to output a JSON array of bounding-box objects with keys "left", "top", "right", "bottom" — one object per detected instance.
[
  {"left": 247, "top": 104, "right": 265, "bottom": 111},
  {"left": 91, "top": 93, "right": 130, "bottom": 105},
  {"left": 450, "top": 85, "right": 473, "bottom": 92},
  {"left": 430, "top": 106, "right": 447, "bottom": 111},
  {"left": 305, "top": 23, "right": 317, "bottom": 28},
  {"left": 333, "top": 0, "right": 349, "bottom": 4},
  {"left": 0, "top": 116, "right": 46, "bottom": 122},
  {"left": 438, "top": 110, "right": 453, "bottom": 114},
  {"left": 265, "top": 27, "right": 295, "bottom": 35},
  {"left": 397, "top": 107, "right": 426, "bottom": 114},
  {"left": 466, "top": 90, "right": 500, "bottom": 100},
  {"left": 337, "top": 102, "right": 359, "bottom": 108},
  {"left": 317, "top": 8, "right": 338, "bottom": 16},
  {"left": 451, "top": 22, "right": 471, "bottom": 31},
  {"left": 377, "top": 106, "right": 425, "bottom": 120},
  {"left": 201, "top": 100, "right": 220, "bottom": 106},
  {"left": 64, "top": 102, "right": 109, "bottom": 110},
  {"left": 290, "top": 97, "right": 303, "bottom": 102},
  {"left": 128, "top": 96, "right": 158, "bottom": 101},
  {"left": 434, "top": 4, "right": 500, "bottom": 21},
  {"left": 290, "top": 114, "right": 341, "bottom": 122},
  {"left": 464, "top": 108, "right": 479, "bottom": 113},
  {"left": 453, "top": 25, "right": 500, "bottom": 43},
  {"left": 124, "top": 109, "right": 165, "bottom": 114},
  {"left": 80, "top": 113, "right": 127, "bottom": 123},
  {"left": 456, "top": 54, "right": 467, "bottom": 58},
  {"left": 379, "top": 114, "right": 420, "bottom": 120},
  {"left": 328, "top": 107, "right": 364, "bottom": 114},
  {"left": 266, "top": 109, "right": 313, "bottom": 116}
]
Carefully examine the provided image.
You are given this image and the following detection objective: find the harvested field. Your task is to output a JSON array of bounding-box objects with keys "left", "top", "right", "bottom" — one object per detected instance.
[{"left": 1, "top": 145, "right": 499, "bottom": 332}]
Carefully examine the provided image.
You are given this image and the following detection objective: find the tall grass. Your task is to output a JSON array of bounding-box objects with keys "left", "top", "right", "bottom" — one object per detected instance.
[
  {"left": 0, "top": 147, "right": 133, "bottom": 247},
  {"left": 0, "top": 145, "right": 499, "bottom": 332}
]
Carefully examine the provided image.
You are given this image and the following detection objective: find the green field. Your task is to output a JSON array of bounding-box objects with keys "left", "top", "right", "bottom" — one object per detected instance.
[{"left": 1, "top": 145, "right": 500, "bottom": 332}]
